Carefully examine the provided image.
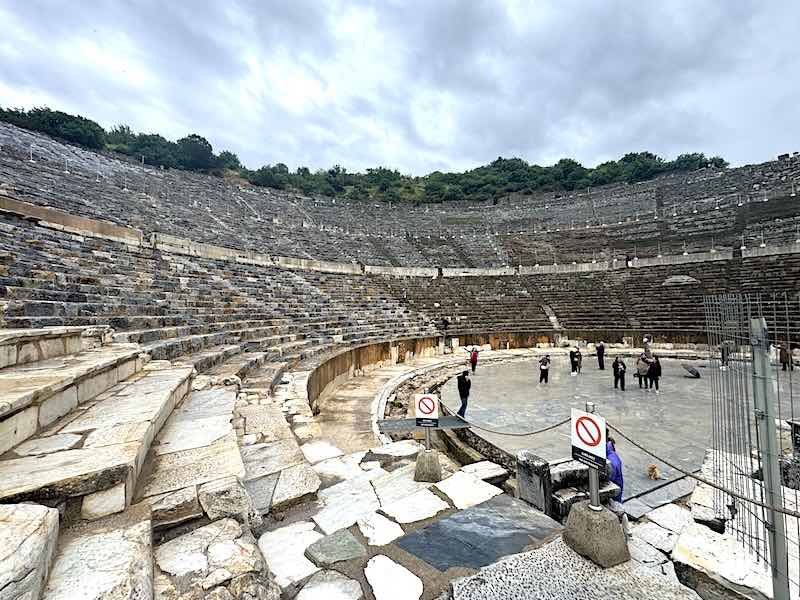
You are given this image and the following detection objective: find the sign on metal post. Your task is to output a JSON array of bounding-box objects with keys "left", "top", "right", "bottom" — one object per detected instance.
[
  {"left": 571, "top": 408, "right": 606, "bottom": 470},
  {"left": 415, "top": 394, "right": 440, "bottom": 428}
]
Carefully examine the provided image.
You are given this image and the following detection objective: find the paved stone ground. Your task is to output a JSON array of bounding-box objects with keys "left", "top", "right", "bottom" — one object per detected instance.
[
  {"left": 441, "top": 356, "right": 716, "bottom": 500},
  {"left": 314, "top": 358, "right": 445, "bottom": 455}
]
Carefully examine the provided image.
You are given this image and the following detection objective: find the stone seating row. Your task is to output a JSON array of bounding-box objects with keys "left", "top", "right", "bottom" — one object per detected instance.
[{"left": 4, "top": 120, "right": 800, "bottom": 267}]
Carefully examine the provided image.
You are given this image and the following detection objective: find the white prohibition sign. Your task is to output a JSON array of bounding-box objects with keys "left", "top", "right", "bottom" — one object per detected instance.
[
  {"left": 570, "top": 408, "right": 607, "bottom": 462},
  {"left": 415, "top": 394, "right": 438, "bottom": 418}
]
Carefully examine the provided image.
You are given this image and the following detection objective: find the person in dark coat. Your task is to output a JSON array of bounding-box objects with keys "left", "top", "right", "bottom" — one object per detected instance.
[
  {"left": 612, "top": 356, "right": 626, "bottom": 390},
  {"left": 538, "top": 355, "right": 551, "bottom": 384},
  {"left": 569, "top": 347, "right": 578, "bottom": 375},
  {"left": 596, "top": 341, "right": 605, "bottom": 370},
  {"left": 647, "top": 355, "right": 662, "bottom": 394},
  {"left": 780, "top": 345, "right": 794, "bottom": 371},
  {"left": 456, "top": 370, "right": 471, "bottom": 417}
]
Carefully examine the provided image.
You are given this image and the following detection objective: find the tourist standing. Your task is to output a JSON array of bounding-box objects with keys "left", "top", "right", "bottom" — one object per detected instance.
[
  {"left": 538, "top": 354, "right": 551, "bottom": 384},
  {"left": 456, "top": 370, "right": 471, "bottom": 418},
  {"left": 636, "top": 352, "right": 651, "bottom": 389},
  {"left": 647, "top": 355, "right": 662, "bottom": 394},
  {"left": 596, "top": 341, "right": 605, "bottom": 370},
  {"left": 468, "top": 346, "right": 481, "bottom": 373},
  {"left": 569, "top": 347, "right": 578, "bottom": 376},
  {"left": 576, "top": 348, "right": 583, "bottom": 374},
  {"left": 613, "top": 356, "right": 626, "bottom": 390},
  {"left": 780, "top": 345, "right": 794, "bottom": 371}
]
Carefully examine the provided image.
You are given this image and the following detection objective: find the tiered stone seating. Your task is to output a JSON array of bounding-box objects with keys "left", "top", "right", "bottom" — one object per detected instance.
[{"left": 3, "top": 121, "right": 800, "bottom": 267}]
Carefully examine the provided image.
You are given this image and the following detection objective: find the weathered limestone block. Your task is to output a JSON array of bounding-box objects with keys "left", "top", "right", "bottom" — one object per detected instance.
[
  {"left": 0, "top": 503, "right": 59, "bottom": 600},
  {"left": 0, "top": 406, "right": 38, "bottom": 455},
  {"left": 198, "top": 476, "right": 262, "bottom": 528},
  {"left": 43, "top": 504, "right": 152, "bottom": 600},
  {"left": 563, "top": 501, "right": 630, "bottom": 568},
  {"left": 672, "top": 522, "right": 771, "bottom": 600},
  {"left": 81, "top": 482, "right": 127, "bottom": 521}
]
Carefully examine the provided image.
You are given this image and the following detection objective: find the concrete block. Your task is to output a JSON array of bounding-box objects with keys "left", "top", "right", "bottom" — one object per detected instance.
[
  {"left": 516, "top": 450, "right": 551, "bottom": 515},
  {"left": 414, "top": 449, "right": 442, "bottom": 483},
  {"left": 563, "top": 501, "right": 630, "bottom": 568}
]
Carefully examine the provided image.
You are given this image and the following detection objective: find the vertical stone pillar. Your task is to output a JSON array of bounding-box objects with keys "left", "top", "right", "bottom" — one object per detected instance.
[{"left": 516, "top": 450, "right": 552, "bottom": 515}]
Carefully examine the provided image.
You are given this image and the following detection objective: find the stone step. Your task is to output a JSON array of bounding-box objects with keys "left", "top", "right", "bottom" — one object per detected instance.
[
  {"left": 173, "top": 344, "right": 243, "bottom": 374},
  {"left": 0, "top": 326, "right": 85, "bottom": 369},
  {"left": 0, "top": 343, "right": 145, "bottom": 455},
  {"left": 42, "top": 503, "right": 153, "bottom": 600},
  {"left": 0, "top": 362, "right": 193, "bottom": 520},
  {"left": 204, "top": 351, "right": 269, "bottom": 384},
  {"left": 134, "top": 388, "right": 246, "bottom": 528}
]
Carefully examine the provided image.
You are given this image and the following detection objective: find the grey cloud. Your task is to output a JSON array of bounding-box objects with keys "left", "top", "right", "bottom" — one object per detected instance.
[{"left": 1, "top": 0, "right": 798, "bottom": 174}]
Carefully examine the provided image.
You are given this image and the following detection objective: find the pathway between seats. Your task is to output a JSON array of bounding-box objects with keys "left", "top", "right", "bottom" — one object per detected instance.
[{"left": 313, "top": 357, "right": 448, "bottom": 455}]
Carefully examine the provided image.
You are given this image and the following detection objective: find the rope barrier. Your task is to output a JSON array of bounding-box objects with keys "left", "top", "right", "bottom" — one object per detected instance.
[
  {"left": 607, "top": 422, "right": 800, "bottom": 520},
  {"left": 456, "top": 415, "right": 800, "bottom": 519},
  {"left": 458, "top": 416, "right": 570, "bottom": 437}
]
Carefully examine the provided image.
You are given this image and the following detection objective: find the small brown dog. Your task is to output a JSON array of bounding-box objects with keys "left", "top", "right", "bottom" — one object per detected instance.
[{"left": 647, "top": 464, "right": 661, "bottom": 480}]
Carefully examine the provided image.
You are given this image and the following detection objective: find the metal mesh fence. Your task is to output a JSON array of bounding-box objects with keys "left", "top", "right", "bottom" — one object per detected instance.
[{"left": 704, "top": 292, "right": 800, "bottom": 598}]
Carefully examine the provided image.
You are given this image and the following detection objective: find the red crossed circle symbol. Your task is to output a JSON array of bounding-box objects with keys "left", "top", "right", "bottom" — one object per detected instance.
[
  {"left": 418, "top": 396, "right": 436, "bottom": 415},
  {"left": 575, "top": 416, "right": 602, "bottom": 447}
]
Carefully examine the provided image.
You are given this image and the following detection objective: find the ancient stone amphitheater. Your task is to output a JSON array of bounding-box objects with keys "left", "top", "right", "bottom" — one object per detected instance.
[{"left": 0, "top": 121, "right": 798, "bottom": 600}]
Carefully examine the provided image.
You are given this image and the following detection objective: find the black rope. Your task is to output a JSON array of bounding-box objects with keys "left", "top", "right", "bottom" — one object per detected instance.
[{"left": 458, "top": 416, "right": 570, "bottom": 437}]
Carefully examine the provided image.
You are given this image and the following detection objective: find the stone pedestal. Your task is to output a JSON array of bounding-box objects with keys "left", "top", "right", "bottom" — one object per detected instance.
[
  {"left": 516, "top": 450, "right": 552, "bottom": 515},
  {"left": 414, "top": 449, "right": 442, "bottom": 483},
  {"left": 563, "top": 501, "right": 629, "bottom": 568}
]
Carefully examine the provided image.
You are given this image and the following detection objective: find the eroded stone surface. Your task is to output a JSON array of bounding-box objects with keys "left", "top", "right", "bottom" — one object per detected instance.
[
  {"left": 139, "top": 486, "right": 202, "bottom": 529},
  {"left": 381, "top": 488, "right": 449, "bottom": 524},
  {"left": 153, "top": 388, "right": 236, "bottom": 455},
  {"left": 305, "top": 529, "right": 366, "bottom": 567},
  {"left": 0, "top": 503, "right": 59, "bottom": 600},
  {"left": 297, "top": 570, "right": 364, "bottom": 600},
  {"left": 631, "top": 521, "right": 678, "bottom": 554},
  {"left": 244, "top": 473, "right": 279, "bottom": 515},
  {"left": 366, "top": 440, "right": 423, "bottom": 466},
  {"left": 451, "top": 537, "right": 701, "bottom": 600},
  {"left": 312, "top": 470, "right": 384, "bottom": 534},
  {"left": 155, "top": 517, "right": 276, "bottom": 598},
  {"left": 364, "top": 555, "right": 422, "bottom": 600},
  {"left": 672, "top": 522, "right": 771, "bottom": 600},
  {"left": 372, "top": 463, "right": 432, "bottom": 506},
  {"left": 198, "top": 476, "right": 261, "bottom": 527},
  {"left": 12, "top": 433, "right": 82, "bottom": 456},
  {"left": 301, "top": 440, "right": 344, "bottom": 465},
  {"left": 434, "top": 471, "right": 503, "bottom": 510},
  {"left": 241, "top": 439, "right": 305, "bottom": 481},
  {"left": 645, "top": 503, "right": 693, "bottom": 534},
  {"left": 257, "top": 521, "right": 322, "bottom": 589},
  {"left": 460, "top": 461, "right": 507, "bottom": 484},
  {"left": 43, "top": 504, "right": 152, "bottom": 600},
  {"left": 357, "top": 512, "right": 405, "bottom": 546},
  {"left": 81, "top": 482, "right": 127, "bottom": 521},
  {"left": 271, "top": 463, "right": 321, "bottom": 512},
  {"left": 313, "top": 452, "right": 367, "bottom": 488}
]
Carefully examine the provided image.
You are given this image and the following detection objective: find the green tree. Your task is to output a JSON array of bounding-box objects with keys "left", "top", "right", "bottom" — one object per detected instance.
[
  {"left": 176, "top": 134, "right": 215, "bottom": 171},
  {"left": 217, "top": 150, "right": 241, "bottom": 170}
]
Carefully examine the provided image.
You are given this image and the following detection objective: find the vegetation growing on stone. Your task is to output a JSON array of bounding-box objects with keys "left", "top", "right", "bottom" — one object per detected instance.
[{"left": 1, "top": 106, "right": 728, "bottom": 204}]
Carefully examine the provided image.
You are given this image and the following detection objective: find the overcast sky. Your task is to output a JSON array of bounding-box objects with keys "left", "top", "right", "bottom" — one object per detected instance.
[{"left": 1, "top": 1, "right": 797, "bottom": 175}]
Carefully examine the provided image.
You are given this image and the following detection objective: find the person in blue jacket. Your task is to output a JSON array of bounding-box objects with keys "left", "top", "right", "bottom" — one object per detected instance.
[{"left": 606, "top": 437, "right": 624, "bottom": 502}]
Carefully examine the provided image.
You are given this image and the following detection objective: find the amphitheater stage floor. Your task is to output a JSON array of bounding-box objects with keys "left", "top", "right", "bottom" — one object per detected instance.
[{"left": 441, "top": 354, "right": 800, "bottom": 511}]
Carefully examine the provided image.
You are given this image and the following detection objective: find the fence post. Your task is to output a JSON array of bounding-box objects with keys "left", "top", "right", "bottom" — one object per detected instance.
[{"left": 751, "top": 317, "right": 791, "bottom": 600}]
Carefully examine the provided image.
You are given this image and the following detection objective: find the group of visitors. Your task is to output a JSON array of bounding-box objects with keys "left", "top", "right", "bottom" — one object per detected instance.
[{"left": 535, "top": 339, "right": 662, "bottom": 394}]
